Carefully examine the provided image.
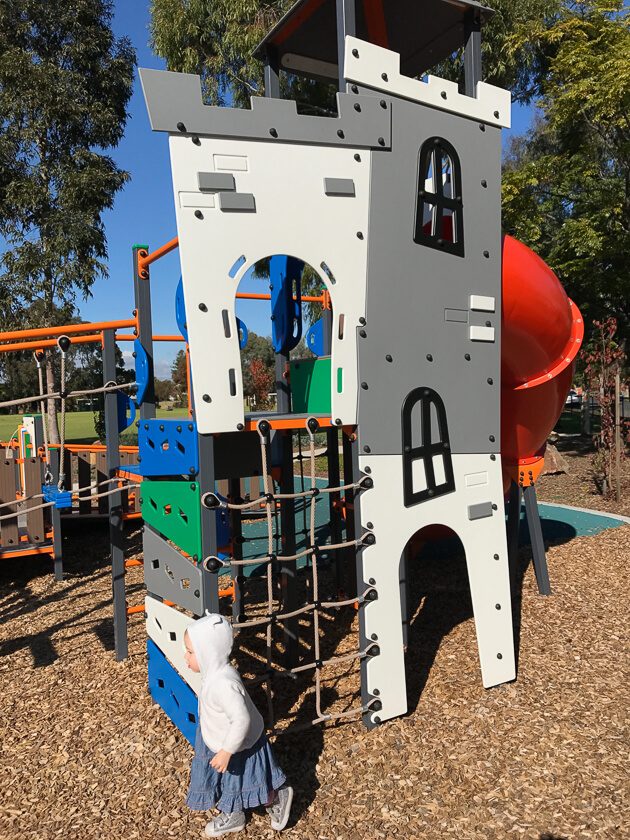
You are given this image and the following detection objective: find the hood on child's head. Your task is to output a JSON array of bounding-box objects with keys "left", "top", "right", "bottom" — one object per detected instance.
[{"left": 186, "top": 613, "right": 233, "bottom": 679}]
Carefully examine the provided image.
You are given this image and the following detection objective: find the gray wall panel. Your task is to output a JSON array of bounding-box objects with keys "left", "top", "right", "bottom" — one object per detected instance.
[
  {"left": 143, "top": 525, "right": 204, "bottom": 615},
  {"left": 357, "top": 98, "right": 502, "bottom": 456},
  {"left": 139, "top": 68, "right": 391, "bottom": 150}
]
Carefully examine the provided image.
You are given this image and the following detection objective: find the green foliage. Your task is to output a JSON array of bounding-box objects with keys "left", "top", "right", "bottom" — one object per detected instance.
[
  {"left": 171, "top": 348, "right": 188, "bottom": 404},
  {"left": 0, "top": 0, "right": 135, "bottom": 319},
  {"left": 502, "top": 0, "right": 630, "bottom": 343}
]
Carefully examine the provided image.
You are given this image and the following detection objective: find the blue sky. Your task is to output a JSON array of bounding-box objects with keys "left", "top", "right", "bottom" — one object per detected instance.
[{"left": 34, "top": 3, "right": 534, "bottom": 379}]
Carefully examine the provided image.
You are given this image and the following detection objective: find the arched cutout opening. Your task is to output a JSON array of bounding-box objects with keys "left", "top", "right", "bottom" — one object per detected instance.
[
  {"left": 399, "top": 524, "right": 472, "bottom": 712},
  {"left": 233, "top": 254, "right": 342, "bottom": 417}
]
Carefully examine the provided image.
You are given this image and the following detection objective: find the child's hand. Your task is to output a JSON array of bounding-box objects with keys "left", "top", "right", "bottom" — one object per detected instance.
[{"left": 210, "top": 750, "right": 232, "bottom": 773}]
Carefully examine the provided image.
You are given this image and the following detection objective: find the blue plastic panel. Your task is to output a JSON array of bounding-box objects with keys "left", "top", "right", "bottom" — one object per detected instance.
[
  {"left": 175, "top": 277, "right": 188, "bottom": 341},
  {"left": 117, "top": 393, "right": 137, "bottom": 433},
  {"left": 138, "top": 419, "right": 199, "bottom": 477},
  {"left": 270, "top": 255, "right": 304, "bottom": 353},
  {"left": 305, "top": 318, "right": 325, "bottom": 357},
  {"left": 147, "top": 638, "right": 198, "bottom": 746},
  {"left": 134, "top": 339, "right": 151, "bottom": 406}
]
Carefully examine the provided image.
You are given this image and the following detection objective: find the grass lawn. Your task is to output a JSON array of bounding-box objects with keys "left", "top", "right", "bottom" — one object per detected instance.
[{"left": 0, "top": 407, "right": 189, "bottom": 446}]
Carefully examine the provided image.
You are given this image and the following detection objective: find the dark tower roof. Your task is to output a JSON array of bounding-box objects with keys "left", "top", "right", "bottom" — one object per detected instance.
[{"left": 254, "top": 0, "right": 493, "bottom": 82}]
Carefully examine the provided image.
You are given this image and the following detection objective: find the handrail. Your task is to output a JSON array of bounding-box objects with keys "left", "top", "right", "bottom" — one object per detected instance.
[{"left": 0, "top": 318, "right": 136, "bottom": 343}]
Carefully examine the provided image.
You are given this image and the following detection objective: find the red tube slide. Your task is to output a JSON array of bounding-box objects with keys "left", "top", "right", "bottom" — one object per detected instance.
[{"left": 500, "top": 235, "right": 584, "bottom": 488}]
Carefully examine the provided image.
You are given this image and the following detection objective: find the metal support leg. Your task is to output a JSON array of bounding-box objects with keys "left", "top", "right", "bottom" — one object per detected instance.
[
  {"left": 506, "top": 481, "right": 521, "bottom": 596},
  {"left": 279, "top": 429, "right": 299, "bottom": 667},
  {"left": 336, "top": 0, "right": 357, "bottom": 92},
  {"left": 198, "top": 433, "right": 220, "bottom": 614},
  {"left": 103, "top": 329, "right": 127, "bottom": 660},
  {"left": 133, "top": 245, "right": 156, "bottom": 421},
  {"left": 228, "top": 476, "right": 244, "bottom": 621},
  {"left": 522, "top": 484, "right": 551, "bottom": 595},
  {"left": 327, "top": 427, "right": 344, "bottom": 592},
  {"left": 49, "top": 448, "right": 63, "bottom": 581}
]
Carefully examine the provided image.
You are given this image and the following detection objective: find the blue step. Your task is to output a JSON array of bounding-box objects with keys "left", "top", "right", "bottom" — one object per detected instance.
[{"left": 147, "top": 638, "right": 198, "bottom": 745}]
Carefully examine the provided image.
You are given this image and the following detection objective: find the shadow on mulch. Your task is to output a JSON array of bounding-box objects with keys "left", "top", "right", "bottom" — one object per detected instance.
[
  {"left": 0, "top": 520, "right": 143, "bottom": 666},
  {"left": 402, "top": 516, "right": 579, "bottom": 717}
]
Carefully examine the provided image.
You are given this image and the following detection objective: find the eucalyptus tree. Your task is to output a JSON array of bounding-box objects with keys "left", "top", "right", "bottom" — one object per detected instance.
[{"left": 0, "top": 0, "right": 135, "bottom": 440}]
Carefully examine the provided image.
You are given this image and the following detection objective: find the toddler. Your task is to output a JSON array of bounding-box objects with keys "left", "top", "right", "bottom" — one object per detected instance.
[{"left": 184, "top": 613, "right": 293, "bottom": 837}]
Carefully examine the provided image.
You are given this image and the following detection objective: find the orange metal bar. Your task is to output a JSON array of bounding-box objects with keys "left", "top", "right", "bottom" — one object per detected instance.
[
  {"left": 137, "top": 237, "right": 179, "bottom": 278},
  {"left": 116, "top": 333, "right": 184, "bottom": 342},
  {"left": 125, "top": 559, "right": 143, "bottom": 568},
  {"left": 0, "top": 318, "right": 136, "bottom": 343},
  {"left": 122, "top": 511, "right": 143, "bottom": 521},
  {"left": 126, "top": 604, "right": 145, "bottom": 616},
  {"left": 235, "top": 292, "right": 326, "bottom": 303},
  {"left": 242, "top": 415, "right": 333, "bottom": 432},
  {"left": 0, "top": 544, "right": 55, "bottom": 559},
  {"left": 0, "top": 334, "right": 103, "bottom": 354},
  {"left": 63, "top": 444, "right": 139, "bottom": 453}
]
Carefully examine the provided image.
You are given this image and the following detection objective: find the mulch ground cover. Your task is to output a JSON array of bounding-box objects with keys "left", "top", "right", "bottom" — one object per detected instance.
[{"left": 0, "top": 449, "right": 628, "bottom": 840}]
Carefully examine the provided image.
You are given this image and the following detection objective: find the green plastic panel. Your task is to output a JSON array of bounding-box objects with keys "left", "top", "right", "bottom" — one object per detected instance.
[
  {"left": 290, "top": 357, "right": 331, "bottom": 414},
  {"left": 140, "top": 479, "right": 202, "bottom": 559}
]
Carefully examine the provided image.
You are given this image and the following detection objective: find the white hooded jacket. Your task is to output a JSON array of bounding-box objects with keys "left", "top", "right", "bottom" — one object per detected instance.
[{"left": 186, "top": 613, "right": 264, "bottom": 755}]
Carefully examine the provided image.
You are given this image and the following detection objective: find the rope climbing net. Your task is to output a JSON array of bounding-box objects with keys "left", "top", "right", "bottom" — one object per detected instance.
[{"left": 202, "top": 418, "right": 378, "bottom": 732}]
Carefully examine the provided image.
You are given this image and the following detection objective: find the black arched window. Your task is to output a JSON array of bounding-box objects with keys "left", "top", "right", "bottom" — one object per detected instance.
[
  {"left": 413, "top": 137, "right": 464, "bottom": 257},
  {"left": 402, "top": 387, "right": 455, "bottom": 507}
]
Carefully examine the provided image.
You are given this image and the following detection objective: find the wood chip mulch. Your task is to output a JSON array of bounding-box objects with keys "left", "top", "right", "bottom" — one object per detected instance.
[{"left": 0, "top": 512, "right": 628, "bottom": 839}]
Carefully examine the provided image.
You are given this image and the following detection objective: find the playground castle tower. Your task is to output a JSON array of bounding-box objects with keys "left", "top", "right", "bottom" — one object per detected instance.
[{"left": 139, "top": 0, "right": 519, "bottom": 731}]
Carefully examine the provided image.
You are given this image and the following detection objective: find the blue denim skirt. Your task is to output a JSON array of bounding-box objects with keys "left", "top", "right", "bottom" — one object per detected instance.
[{"left": 186, "top": 725, "right": 287, "bottom": 813}]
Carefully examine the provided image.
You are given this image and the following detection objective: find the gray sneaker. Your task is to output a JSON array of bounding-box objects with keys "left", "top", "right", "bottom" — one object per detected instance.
[
  {"left": 204, "top": 810, "right": 246, "bottom": 837},
  {"left": 266, "top": 784, "right": 294, "bottom": 831}
]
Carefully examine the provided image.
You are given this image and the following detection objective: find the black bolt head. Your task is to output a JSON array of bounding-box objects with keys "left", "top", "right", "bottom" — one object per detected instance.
[
  {"left": 177, "top": 122, "right": 186, "bottom": 132},
  {"left": 198, "top": 302, "right": 208, "bottom": 312},
  {"left": 479, "top": 123, "right": 486, "bottom": 132},
  {"left": 386, "top": 354, "right": 393, "bottom": 362},
  {"left": 366, "top": 521, "right": 374, "bottom": 529},
  {"left": 354, "top": 153, "right": 361, "bottom": 162},
  {"left": 356, "top": 231, "right": 364, "bottom": 239},
  {"left": 488, "top": 378, "right": 494, "bottom": 385},
  {"left": 269, "top": 128, "right": 278, "bottom": 137},
  {"left": 202, "top": 394, "right": 211, "bottom": 402},
  {"left": 192, "top": 135, "right": 200, "bottom": 145},
  {"left": 194, "top": 210, "right": 203, "bottom": 219},
  {"left": 352, "top": 48, "right": 359, "bottom": 57},
  {"left": 489, "top": 434, "right": 495, "bottom": 442},
  {"left": 497, "top": 653, "right": 503, "bottom": 660},
  {"left": 481, "top": 179, "right": 488, "bottom": 188},
  {"left": 359, "top": 329, "right": 367, "bottom": 338},
  {"left": 378, "top": 137, "right": 385, "bottom": 146},
  {"left": 372, "top": 699, "right": 382, "bottom": 711},
  {"left": 465, "top": 353, "right": 471, "bottom": 361},
  {"left": 358, "top": 316, "right": 366, "bottom": 325},
  {"left": 354, "top": 103, "right": 361, "bottom": 112},
  {"left": 495, "top": 603, "right": 501, "bottom": 610},
  {"left": 361, "top": 382, "right": 368, "bottom": 390},
  {"left": 381, "top": 72, "right": 388, "bottom": 81},
  {"left": 351, "top": 84, "right": 359, "bottom": 93},
  {"left": 337, "top": 129, "right": 345, "bottom": 139},
  {"left": 441, "top": 91, "right": 447, "bottom": 99},
  {"left": 483, "top": 250, "right": 490, "bottom": 258},
  {"left": 380, "top": 99, "right": 387, "bottom": 109},
  {"left": 364, "top": 532, "right": 376, "bottom": 545},
  {"left": 363, "top": 445, "right": 371, "bottom": 453},
  {"left": 335, "top": 418, "right": 342, "bottom": 426},
  {"left": 237, "top": 423, "right": 244, "bottom": 431},
  {"left": 426, "top": 354, "right": 433, "bottom": 362},
  {"left": 494, "top": 110, "right": 500, "bottom": 118}
]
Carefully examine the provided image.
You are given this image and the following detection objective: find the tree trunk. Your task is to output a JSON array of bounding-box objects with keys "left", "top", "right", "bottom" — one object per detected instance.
[{"left": 45, "top": 353, "right": 60, "bottom": 444}]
